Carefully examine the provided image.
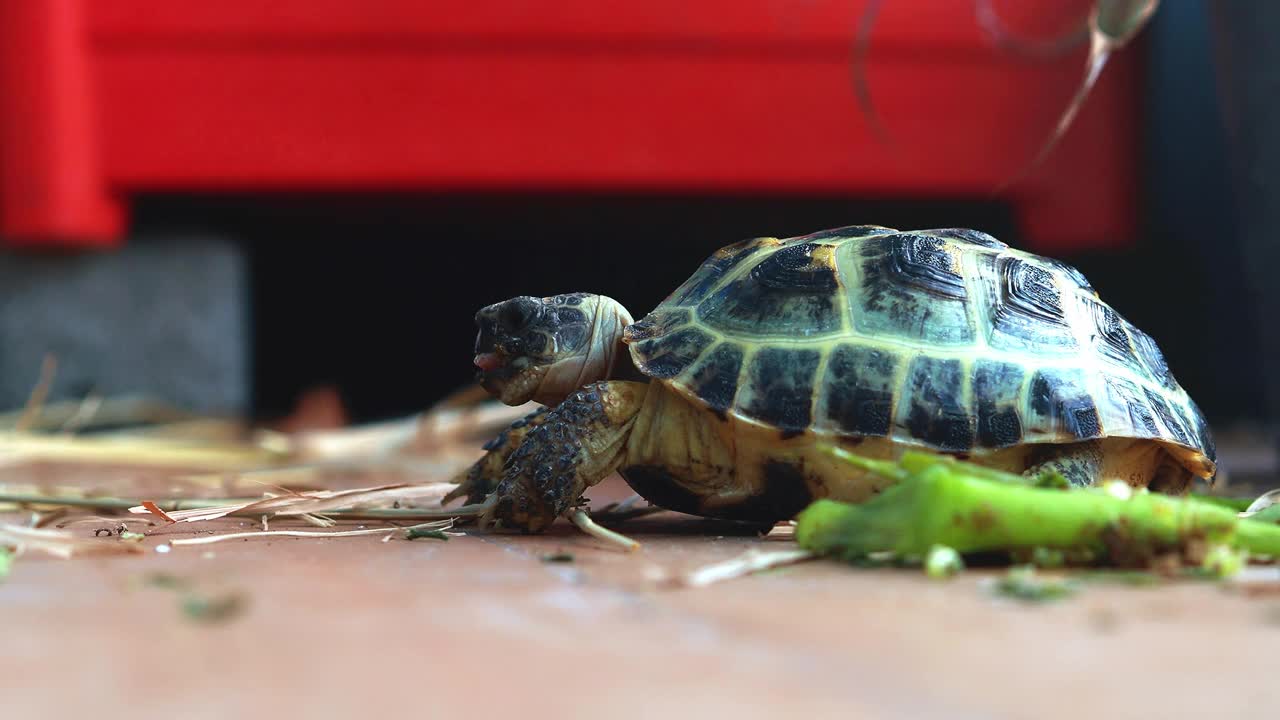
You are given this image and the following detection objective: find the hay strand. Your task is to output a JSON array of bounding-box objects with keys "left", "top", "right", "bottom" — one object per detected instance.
[{"left": 166, "top": 519, "right": 455, "bottom": 547}]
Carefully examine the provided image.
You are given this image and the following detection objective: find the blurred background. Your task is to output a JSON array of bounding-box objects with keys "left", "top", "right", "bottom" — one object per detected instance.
[{"left": 0, "top": 1, "right": 1274, "bottom": 474}]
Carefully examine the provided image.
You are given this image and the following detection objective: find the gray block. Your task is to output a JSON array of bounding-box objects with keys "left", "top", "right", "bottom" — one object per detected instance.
[{"left": 0, "top": 235, "right": 248, "bottom": 416}]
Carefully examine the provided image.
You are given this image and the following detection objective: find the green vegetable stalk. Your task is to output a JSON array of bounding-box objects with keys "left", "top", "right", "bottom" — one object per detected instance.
[{"left": 796, "top": 447, "right": 1280, "bottom": 565}]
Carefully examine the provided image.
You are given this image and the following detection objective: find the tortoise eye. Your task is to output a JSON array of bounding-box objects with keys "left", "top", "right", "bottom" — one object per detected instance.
[{"left": 499, "top": 297, "right": 541, "bottom": 330}]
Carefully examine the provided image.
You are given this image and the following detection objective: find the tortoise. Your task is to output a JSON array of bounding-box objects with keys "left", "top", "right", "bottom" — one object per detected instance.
[{"left": 448, "top": 224, "right": 1216, "bottom": 532}]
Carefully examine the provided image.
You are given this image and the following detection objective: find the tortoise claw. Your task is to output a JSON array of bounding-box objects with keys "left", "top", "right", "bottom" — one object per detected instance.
[
  {"left": 444, "top": 406, "right": 553, "bottom": 508},
  {"left": 443, "top": 462, "right": 492, "bottom": 507}
]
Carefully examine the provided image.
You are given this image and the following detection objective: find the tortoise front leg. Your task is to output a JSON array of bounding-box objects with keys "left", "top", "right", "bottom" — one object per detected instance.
[
  {"left": 444, "top": 406, "right": 552, "bottom": 506},
  {"left": 487, "top": 381, "right": 648, "bottom": 532}
]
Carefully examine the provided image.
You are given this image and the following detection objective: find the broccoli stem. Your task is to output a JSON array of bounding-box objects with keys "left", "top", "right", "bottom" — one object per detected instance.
[{"left": 796, "top": 448, "right": 1280, "bottom": 563}]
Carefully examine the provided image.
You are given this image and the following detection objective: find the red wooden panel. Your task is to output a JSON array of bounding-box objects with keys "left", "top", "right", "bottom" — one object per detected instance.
[
  {"left": 88, "top": 0, "right": 1095, "bottom": 53},
  {"left": 93, "top": 52, "right": 1136, "bottom": 249},
  {"left": 0, "top": 0, "right": 1137, "bottom": 252},
  {"left": 0, "top": 0, "right": 124, "bottom": 247}
]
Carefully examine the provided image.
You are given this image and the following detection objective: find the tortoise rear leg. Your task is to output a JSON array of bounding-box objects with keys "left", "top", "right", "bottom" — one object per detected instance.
[
  {"left": 487, "top": 381, "right": 648, "bottom": 532},
  {"left": 444, "top": 406, "right": 551, "bottom": 506},
  {"left": 1023, "top": 441, "right": 1103, "bottom": 488}
]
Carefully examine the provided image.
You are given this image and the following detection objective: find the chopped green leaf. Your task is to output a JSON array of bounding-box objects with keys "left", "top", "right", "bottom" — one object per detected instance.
[
  {"left": 1075, "top": 570, "right": 1162, "bottom": 587},
  {"left": 993, "top": 566, "right": 1077, "bottom": 603},
  {"left": 143, "top": 572, "right": 192, "bottom": 591},
  {"left": 405, "top": 528, "right": 449, "bottom": 541},
  {"left": 181, "top": 591, "right": 248, "bottom": 624}
]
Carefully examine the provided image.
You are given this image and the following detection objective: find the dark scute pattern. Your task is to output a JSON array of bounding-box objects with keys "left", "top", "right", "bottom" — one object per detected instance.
[
  {"left": 1130, "top": 326, "right": 1177, "bottom": 389},
  {"left": 1144, "top": 387, "right": 1191, "bottom": 446},
  {"left": 855, "top": 235, "right": 974, "bottom": 345},
  {"left": 972, "top": 360, "right": 1025, "bottom": 448},
  {"left": 624, "top": 308, "right": 691, "bottom": 343},
  {"left": 1106, "top": 377, "right": 1160, "bottom": 437},
  {"left": 1041, "top": 256, "right": 1096, "bottom": 293},
  {"left": 1174, "top": 404, "right": 1203, "bottom": 452},
  {"left": 889, "top": 234, "right": 967, "bottom": 299},
  {"left": 923, "top": 228, "right": 1008, "bottom": 250},
  {"left": 698, "top": 245, "right": 840, "bottom": 335},
  {"left": 660, "top": 308, "right": 692, "bottom": 327},
  {"left": 980, "top": 407, "right": 1023, "bottom": 448},
  {"left": 797, "top": 225, "right": 897, "bottom": 242},
  {"left": 988, "top": 255, "right": 1076, "bottom": 352},
  {"left": 686, "top": 343, "right": 744, "bottom": 414},
  {"left": 623, "top": 321, "right": 652, "bottom": 342},
  {"left": 741, "top": 348, "right": 821, "bottom": 435},
  {"left": 1068, "top": 405, "right": 1102, "bottom": 439},
  {"left": 999, "top": 257, "right": 1065, "bottom": 322},
  {"left": 667, "top": 240, "right": 761, "bottom": 306},
  {"left": 902, "top": 357, "right": 974, "bottom": 451},
  {"left": 749, "top": 243, "right": 838, "bottom": 290},
  {"left": 821, "top": 344, "right": 898, "bottom": 437},
  {"left": 634, "top": 327, "right": 711, "bottom": 379},
  {"left": 1191, "top": 399, "right": 1217, "bottom": 461},
  {"left": 1088, "top": 300, "right": 1138, "bottom": 367},
  {"left": 1106, "top": 378, "right": 1209, "bottom": 455},
  {"left": 1028, "top": 369, "right": 1103, "bottom": 440}
]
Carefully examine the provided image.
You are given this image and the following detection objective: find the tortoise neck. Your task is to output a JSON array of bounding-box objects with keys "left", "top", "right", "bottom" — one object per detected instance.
[{"left": 532, "top": 295, "right": 634, "bottom": 406}]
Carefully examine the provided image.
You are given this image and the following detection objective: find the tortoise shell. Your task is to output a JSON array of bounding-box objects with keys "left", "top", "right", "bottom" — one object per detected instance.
[{"left": 622, "top": 225, "right": 1215, "bottom": 475}]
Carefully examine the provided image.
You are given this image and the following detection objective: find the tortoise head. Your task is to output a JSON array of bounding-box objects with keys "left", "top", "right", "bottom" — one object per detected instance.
[{"left": 472, "top": 293, "right": 633, "bottom": 406}]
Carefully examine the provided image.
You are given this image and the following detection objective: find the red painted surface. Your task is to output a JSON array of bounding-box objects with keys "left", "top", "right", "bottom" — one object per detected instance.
[
  {"left": 0, "top": 1, "right": 125, "bottom": 247},
  {"left": 0, "top": 0, "right": 1139, "bottom": 252}
]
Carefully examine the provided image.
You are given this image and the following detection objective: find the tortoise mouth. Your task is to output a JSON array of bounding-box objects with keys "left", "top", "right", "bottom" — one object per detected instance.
[
  {"left": 473, "top": 352, "right": 504, "bottom": 372},
  {"left": 474, "top": 353, "right": 546, "bottom": 405},
  {"left": 472, "top": 350, "right": 529, "bottom": 381}
]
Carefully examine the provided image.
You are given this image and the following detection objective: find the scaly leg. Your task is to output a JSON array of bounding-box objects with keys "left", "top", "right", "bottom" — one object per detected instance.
[
  {"left": 444, "top": 406, "right": 551, "bottom": 506},
  {"left": 1023, "top": 441, "right": 1102, "bottom": 488},
  {"left": 487, "top": 381, "right": 648, "bottom": 532}
]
